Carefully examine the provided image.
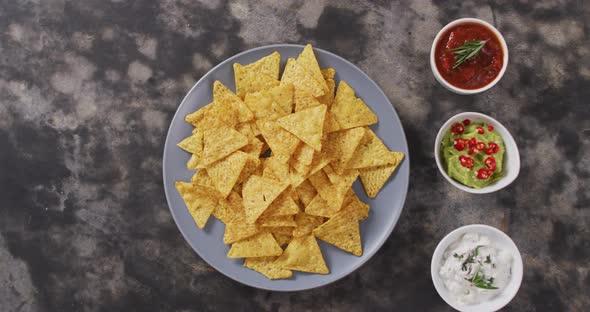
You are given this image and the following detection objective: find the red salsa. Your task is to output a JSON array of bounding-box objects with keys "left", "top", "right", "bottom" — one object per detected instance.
[{"left": 435, "top": 23, "right": 504, "bottom": 89}]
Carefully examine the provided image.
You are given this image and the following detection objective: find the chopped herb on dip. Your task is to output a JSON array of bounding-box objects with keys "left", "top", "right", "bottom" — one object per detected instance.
[{"left": 439, "top": 233, "right": 513, "bottom": 306}]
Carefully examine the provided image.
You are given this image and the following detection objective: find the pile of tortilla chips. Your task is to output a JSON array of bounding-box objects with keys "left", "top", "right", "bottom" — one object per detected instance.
[{"left": 175, "top": 44, "right": 404, "bottom": 279}]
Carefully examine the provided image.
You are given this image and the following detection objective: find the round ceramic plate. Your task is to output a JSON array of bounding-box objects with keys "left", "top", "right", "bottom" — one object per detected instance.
[{"left": 162, "top": 44, "right": 410, "bottom": 291}]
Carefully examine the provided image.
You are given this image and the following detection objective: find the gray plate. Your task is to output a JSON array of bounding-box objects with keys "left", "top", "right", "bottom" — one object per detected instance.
[{"left": 162, "top": 44, "right": 410, "bottom": 291}]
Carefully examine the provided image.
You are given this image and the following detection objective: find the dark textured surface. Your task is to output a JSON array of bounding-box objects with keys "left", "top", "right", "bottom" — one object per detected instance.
[{"left": 0, "top": 0, "right": 588, "bottom": 311}]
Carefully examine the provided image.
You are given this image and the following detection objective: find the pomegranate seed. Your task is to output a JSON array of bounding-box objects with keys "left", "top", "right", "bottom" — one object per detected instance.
[
  {"left": 488, "top": 125, "right": 494, "bottom": 131},
  {"left": 459, "top": 155, "right": 474, "bottom": 169},
  {"left": 476, "top": 168, "right": 491, "bottom": 179},
  {"left": 451, "top": 123, "right": 465, "bottom": 134},
  {"left": 486, "top": 142, "right": 499, "bottom": 155},
  {"left": 476, "top": 142, "right": 486, "bottom": 150},
  {"left": 477, "top": 127, "right": 485, "bottom": 134},
  {"left": 454, "top": 140, "right": 465, "bottom": 151},
  {"left": 485, "top": 157, "right": 496, "bottom": 171},
  {"left": 463, "top": 119, "right": 471, "bottom": 126}
]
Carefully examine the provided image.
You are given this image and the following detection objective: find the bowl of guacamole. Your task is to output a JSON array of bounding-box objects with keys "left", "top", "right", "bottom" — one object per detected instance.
[{"left": 435, "top": 112, "right": 520, "bottom": 194}]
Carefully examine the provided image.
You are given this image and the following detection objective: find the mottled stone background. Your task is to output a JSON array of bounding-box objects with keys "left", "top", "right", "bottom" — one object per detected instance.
[{"left": 0, "top": 0, "right": 588, "bottom": 311}]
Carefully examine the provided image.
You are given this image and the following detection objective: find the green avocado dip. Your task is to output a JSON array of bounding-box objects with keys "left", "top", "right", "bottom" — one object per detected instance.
[{"left": 440, "top": 119, "right": 505, "bottom": 188}]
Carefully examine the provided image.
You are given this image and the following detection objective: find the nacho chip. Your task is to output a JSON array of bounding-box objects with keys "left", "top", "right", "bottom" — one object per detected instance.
[
  {"left": 304, "top": 193, "right": 341, "bottom": 218},
  {"left": 244, "top": 91, "right": 288, "bottom": 121},
  {"left": 177, "top": 130, "right": 204, "bottom": 154},
  {"left": 297, "top": 44, "right": 328, "bottom": 93},
  {"left": 274, "top": 235, "right": 329, "bottom": 274},
  {"left": 240, "top": 137, "right": 265, "bottom": 158},
  {"left": 292, "top": 212, "right": 324, "bottom": 237},
  {"left": 227, "top": 232, "right": 283, "bottom": 258},
  {"left": 244, "top": 51, "right": 281, "bottom": 79},
  {"left": 347, "top": 129, "right": 397, "bottom": 169},
  {"left": 258, "top": 215, "right": 296, "bottom": 227},
  {"left": 242, "top": 175, "right": 289, "bottom": 223},
  {"left": 272, "top": 234, "right": 293, "bottom": 247},
  {"left": 277, "top": 105, "right": 327, "bottom": 151},
  {"left": 191, "top": 169, "right": 213, "bottom": 186},
  {"left": 257, "top": 120, "right": 300, "bottom": 160},
  {"left": 213, "top": 191, "right": 243, "bottom": 223},
  {"left": 267, "top": 83, "right": 294, "bottom": 114},
  {"left": 313, "top": 212, "right": 362, "bottom": 256},
  {"left": 200, "top": 127, "right": 249, "bottom": 167},
  {"left": 234, "top": 63, "right": 280, "bottom": 99},
  {"left": 294, "top": 88, "right": 321, "bottom": 112},
  {"left": 207, "top": 151, "right": 249, "bottom": 197},
  {"left": 324, "top": 127, "right": 366, "bottom": 173},
  {"left": 267, "top": 226, "right": 295, "bottom": 236},
  {"left": 187, "top": 153, "right": 200, "bottom": 170},
  {"left": 185, "top": 102, "right": 213, "bottom": 126},
  {"left": 281, "top": 58, "right": 325, "bottom": 97},
  {"left": 323, "top": 111, "right": 340, "bottom": 133},
  {"left": 341, "top": 190, "right": 369, "bottom": 220},
  {"left": 175, "top": 182, "right": 220, "bottom": 229},
  {"left": 359, "top": 152, "right": 404, "bottom": 198},
  {"left": 237, "top": 153, "right": 261, "bottom": 184},
  {"left": 244, "top": 256, "right": 292, "bottom": 280},
  {"left": 317, "top": 79, "right": 335, "bottom": 108},
  {"left": 213, "top": 80, "right": 253, "bottom": 123},
  {"left": 330, "top": 81, "right": 377, "bottom": 129},
  {"left": 263, "top": 191, "right": 300, "bottom": 217},
  {"left": 320, "top": 68, "right": 336, "bottom": 80},
  {"left": 262, "top": 156, "right": 290, "bottom": 181},
  {"left": 224, "top": 222, "right": 260, "bottom": 244},
  {"left": 295, "top": 179, "right": 317, "bottom": 206}
]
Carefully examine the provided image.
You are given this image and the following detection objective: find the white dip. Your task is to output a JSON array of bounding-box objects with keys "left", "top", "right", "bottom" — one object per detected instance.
[{"left": 439, "top": 232, "right": 512, "bottom": 306}]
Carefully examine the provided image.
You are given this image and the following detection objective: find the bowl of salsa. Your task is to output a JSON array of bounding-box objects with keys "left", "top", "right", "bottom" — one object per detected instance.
[{"left": 431, "top": 18, "right": 508, "bottom": 94}]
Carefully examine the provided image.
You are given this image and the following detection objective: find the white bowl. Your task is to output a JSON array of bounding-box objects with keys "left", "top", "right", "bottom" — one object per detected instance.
[
  {"left": 434, "top": 112, "right": 520, "bottom": 194},
  {"left": 430, "top": 18, "right": 509, "bottom": 95},
  {"left": 431, "top": 224, "right": 524, "bottom": 312}
]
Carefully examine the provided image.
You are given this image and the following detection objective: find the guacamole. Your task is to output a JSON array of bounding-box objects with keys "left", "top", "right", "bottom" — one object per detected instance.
[{"left": 440, "top": 120, "right": 505, "bottom": 188}]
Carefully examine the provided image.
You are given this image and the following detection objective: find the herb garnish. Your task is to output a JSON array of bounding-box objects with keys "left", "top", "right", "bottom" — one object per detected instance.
[
  {"left": 453, "top": 253, "right": 464, "bottom": 259},
  {"left": 450, "top": 40, "right": 487, "bottom": 69},
  {"left": 474, "top": 245, "right": 484, "bottom": 256},
  {"left": 461, "top": 253, "right": 475, "bottom": 272},
  {"left": 485, "top": 255, "right": 492, "bottom": 264},
  {"left": 469, "top": 269, "right": 498, "bottom": 290}
]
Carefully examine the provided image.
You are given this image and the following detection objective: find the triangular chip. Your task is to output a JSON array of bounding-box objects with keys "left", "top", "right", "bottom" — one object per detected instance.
[
  {"left": 200, "top": 127, "right": 249, "bottom": 167},
  {"left": 227, "top": 232, "right": 283, "bottom": 258},
  {"left": 197, "top": 99, "right": 240, "bottom": 131},
  {"left": 244, "top": 256, "right": 292, "bottom": 280},
  {"left": 236, "top": 153, "right": 261, "bottom": 184},
  {"left": 187, "top": 153, "right": 200, "bottom": 170},
  {"left": 359, "top": 152, "right": 404, "bottom": 198},
  {"left": 292, "top": 212, "right": 324, "bottom": 237},
  {"left": 243, "top": 51, "right": 280, "bottom": 79},
  {"left": 323, "top": 111, "right": 340, "bottom": 133},
  {"left": 185, "top": 102, "right": 213, "bottom": 126},
  {"left": 295, "top": 179, "right": 317, "bottom": 207},
  {"left": 297, "top": 44, "right": 328, "bottom": 93},
  {"left": 257, "top": 120, "right": 300, "bottom": 160},
  {"left": 320, "top": 68, "right": 336, "bottom": 80},
  {"left": 317, "top": 79, "right": 336, "bottom": 108},
  {"left": 213, "top": 80, "right": 253, "bottom": 123},
  {"left": 267, "top": 226, "right": 295, "bottom": 236},
  {"left": 339, "top": 189, "right": 369, "bottom": 220},
  {"left": 177, "top": 130, "right": 203, "bottom": 154},
  {"left": 304, "top": 193, "right": 341, "bottom": 218},
  {"left": 324, "top": 127, "right": 366, "bottom": 173},
  {"left": 294, "top": 88, "right": 321, "bottom": 112},
  {"left": 347, "top": 129, "right": 397, "bottom": 169},
  {"left": 224, "top": 222, "right": 260, "bottom": 244},
  {"left": 213, "top": 192, "right": 243, "bottom": 224},
  {"left": 175, "top": 182, "right": 220, "bottom": 229},
  {"left": 234, "top": 63, "right": 280, "bottom": 99},
  {"left": 313, "top": 212, "right": 362, "bottom": 256},
  {"left": 267, "top": 83, "right": 294, "bottom": 114},
  {"left": 330, "top": 81, "right": 377, "bottom": 129},
  {"left": 191, "top": 169, "right": 213, "bottom": 187},
  {"left": 207, "top": 151, "right": 249, "bottom": 197},
  {"left": 272, "top": 234, "right": 293, "bottom": 247},
  {"left": 280, "top": 58, "right": 325, "bottom": 97},
  {"left": 274, "top": 235, "right": 329, "bottom": 274},
  {"left": 244, "top": 91, "right": 288, "bottom": 121},
  {"left": 277, "top": 105, "right": 327, "bottom": 151},
  {"left": 242, "top": 175, "right": 289, "bottom": 223},
  {"left": 257, "top": 215, "right": 296, "bottom": 227},
  {"left": 263, "top": 191, "right": 300, "bottom": 217}
]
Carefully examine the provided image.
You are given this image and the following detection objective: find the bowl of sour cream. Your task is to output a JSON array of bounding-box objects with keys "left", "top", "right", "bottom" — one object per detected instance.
[{"left": 431, "top": 224, "right": 523, "bottom": 312}]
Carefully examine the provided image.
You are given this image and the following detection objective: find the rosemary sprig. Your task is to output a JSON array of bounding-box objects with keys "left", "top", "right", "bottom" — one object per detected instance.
[
  {"left": 451, "top": 40, "right": 487, "bottom": 69},
  {"left": 468, "top": 269, "right": 499, "bottom": 290}
]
